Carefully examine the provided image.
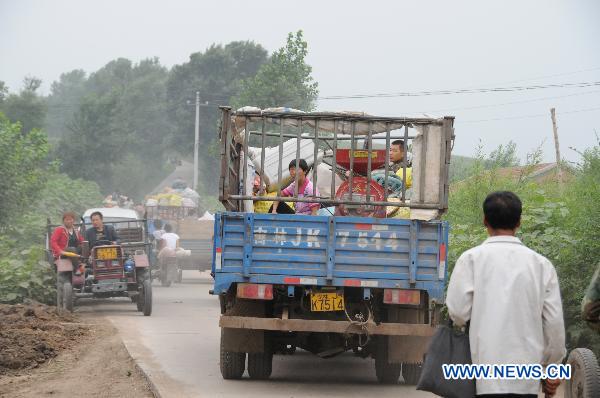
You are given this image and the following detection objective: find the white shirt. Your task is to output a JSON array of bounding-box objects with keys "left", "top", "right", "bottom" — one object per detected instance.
[
  {"left": 446, "top": 236, "right": 566, "bottom": 395},
  {"left": 153, "top": 229, "right": 165, "bottom": 240},
  {"left": 160, "top": 232, "right": 179, "bottom": 250}
]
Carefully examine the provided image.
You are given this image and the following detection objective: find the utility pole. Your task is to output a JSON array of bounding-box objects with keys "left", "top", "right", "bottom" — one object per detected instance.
[
  {"left": 193, "top": 91, "right": 200, "bottom": 191},
  {"left": 550, "top": 108, "right": 564, "bottom": 191}
]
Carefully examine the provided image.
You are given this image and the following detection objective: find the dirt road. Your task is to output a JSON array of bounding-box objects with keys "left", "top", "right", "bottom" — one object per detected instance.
[
  {"left": 81, "top": 272, "right": 436, "bottom": 398},
  {"left": 0, "top": 315, "right": 152, "bottom": 398},
  {"left": 2, "top": 273, "right": 563, "bottom": 397}
]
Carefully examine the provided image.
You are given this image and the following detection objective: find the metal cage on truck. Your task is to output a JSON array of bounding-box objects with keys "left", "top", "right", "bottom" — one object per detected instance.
[
  {"left": 219, "top": 107, "right": 454, "bottom": 215},
  {"left": 212, "top": 107, "right": 455, "bottom": 383}
]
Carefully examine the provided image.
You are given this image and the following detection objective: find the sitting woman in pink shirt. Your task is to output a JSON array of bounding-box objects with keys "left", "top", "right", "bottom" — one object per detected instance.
[{"left": 271, "top": 159, "right": 320, "bottom": 215}]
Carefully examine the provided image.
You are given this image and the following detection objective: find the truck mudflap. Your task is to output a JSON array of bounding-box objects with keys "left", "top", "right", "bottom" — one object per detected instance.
[{"left": 219, "top": 315, "right": 435, "bottom": 337}]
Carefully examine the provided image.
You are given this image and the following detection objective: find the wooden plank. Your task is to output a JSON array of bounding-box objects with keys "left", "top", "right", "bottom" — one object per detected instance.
[{"left": 219, "top": 316, "right": 436, "bottom": 337}]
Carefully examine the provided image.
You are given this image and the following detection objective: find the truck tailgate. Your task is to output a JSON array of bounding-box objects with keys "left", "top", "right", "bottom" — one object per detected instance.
[{"left": 214, "top": 213, "right": 448, "bottom": 300}]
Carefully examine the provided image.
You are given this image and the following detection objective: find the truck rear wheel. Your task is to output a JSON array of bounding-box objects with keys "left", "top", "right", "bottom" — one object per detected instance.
[
  {"left": 220, "top": 329, "right": 246, "bottom": 379},
  {"left": 375, "top": 336, "right": 401, "bottom": 384},
  {"left": 566, "top": 348, "right": 600, "bottom": 398},
  {"left": 402, "top": 362, "right": 423, "bottom": 385},
  {"left": 247, "top": 352, "right": 273, "bottom": 380}
]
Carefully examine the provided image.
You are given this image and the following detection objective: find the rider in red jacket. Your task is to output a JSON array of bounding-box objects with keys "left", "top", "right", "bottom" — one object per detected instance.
[{"left": 50, "top": 211, "right": 84, "bottom": 273}]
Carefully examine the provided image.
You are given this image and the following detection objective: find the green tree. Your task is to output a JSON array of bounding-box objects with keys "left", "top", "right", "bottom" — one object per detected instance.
[
  {"left": 166, "top": 41, "right": 268, "bottom": 194},
  {"left": 45, "top": 69, "right": 87, "bottom": 138},
  {"left": 232, "top": 30, "right": 319, "bottom": 111},
  {"left": 485, "top": 140, "right": 519, "bottom": 168},
  {"left": 0, "top": 113, "right": 49, "bottom": 229},
  {"left": 166, "top": 41, "right": 268, "bottom": 148},
  {"left": 58, "top": 92, "right": 129, "bottom": 192},
  {"left": 54, "top": 58, "right": 173, "bottom": 198},
  {"left": 0, "top": 77, "right": 47, "bottom": 133},
  {"left": 0, "top": 81, "right": 8, "bottom": 103}
]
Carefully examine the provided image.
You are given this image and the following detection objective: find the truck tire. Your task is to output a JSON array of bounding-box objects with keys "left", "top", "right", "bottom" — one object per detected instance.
[
  {"left": 220, "top": 330, "right": 246, "bottom": 379},
  {"left": 402, "top": 362, "right": 423, "bottom": 385},
  {"left": 142, "top": 279, "right": 153, "bottom": 316},
  {"left": 62, "top": 281, "right": 73, "bottom": 312},
  {"left": 247, "top": 352, "right": 273, "bottom": 380},
  {"left": 375, "top": 336, "right": 401, "bottom": 384},
  {"left": 136, "top": 272, "right": 148, "bottom": 311},
  {"left": 566, "top": 348, "right": 600, "bottom": 398}
]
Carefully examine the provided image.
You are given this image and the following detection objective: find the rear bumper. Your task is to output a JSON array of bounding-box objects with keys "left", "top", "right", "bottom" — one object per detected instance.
[{"left": 219, "top": 315, "right": 435, "bottom": 337}]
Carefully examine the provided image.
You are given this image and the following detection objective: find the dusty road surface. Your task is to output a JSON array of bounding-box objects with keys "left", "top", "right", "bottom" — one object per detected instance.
[
  {"left": 41, "top": 272, "right": 562, "bottom": 398},
  {"left": 0, "top": 312, "right": 152, "bottom": 398},
  {"left": 69, "top": 271, "right": 435, "bottom": 398}
]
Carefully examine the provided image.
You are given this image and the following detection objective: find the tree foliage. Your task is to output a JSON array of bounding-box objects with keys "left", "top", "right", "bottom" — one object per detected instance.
[
  {"left": 232, "top": 31, "right": 319, "bottom": 111},
  {"left": 45, "top": 69, "right": 87, "bottom": 138},
  {"left": 0, "top": 113, "right": 49, "bottom": 229},
  {"left": 0, "top": 77, "right": 47, "bottom": 134},
  {"left": 0, "top": 116, "right": 102, "bottom": 304},
  {"left": 55, "top": 58, "right": 173, "bottom": 198},
  {"left": 166, "top": 41, "right": 268, "bottom": 193}
]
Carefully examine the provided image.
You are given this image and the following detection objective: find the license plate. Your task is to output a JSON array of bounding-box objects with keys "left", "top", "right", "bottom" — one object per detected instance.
[
  {"left": 310, "top": 292, "right": 344, "bottom": 312},
  {"left": 96, "top": 247, "right": 118, "bottom": 260}
]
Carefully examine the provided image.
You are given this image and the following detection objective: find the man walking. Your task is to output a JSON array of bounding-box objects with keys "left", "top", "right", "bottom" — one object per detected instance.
[{"left": 446, "top": 191, "right": 565, "bottom": 397}]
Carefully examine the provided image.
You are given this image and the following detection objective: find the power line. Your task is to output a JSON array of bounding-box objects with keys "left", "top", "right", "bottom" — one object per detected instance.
[
  {"left": 458, "top": 105, "right": 600, "bottom": 124},
  {"left": 317, "top": 81, "right": 600, "bottom": 100},
  {"left": 415, "top": 89, "right": 600, "bottom": 114},
  {"left": 462, "top": 66, "right": 600, "bottom": 88}
]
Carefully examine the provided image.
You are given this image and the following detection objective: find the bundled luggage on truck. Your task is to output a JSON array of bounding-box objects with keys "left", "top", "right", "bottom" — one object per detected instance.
[
  {"left": 145, "top": 184, "right": 214, "bottom": 275},
  {"left": 212, "top": 106, "right": 454, "bottom": 383}
]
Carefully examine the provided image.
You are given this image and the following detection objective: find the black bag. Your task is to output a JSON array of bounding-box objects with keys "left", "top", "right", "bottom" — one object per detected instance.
[{"left": 416, "top": 322, "right": 476, "bottom": 398}]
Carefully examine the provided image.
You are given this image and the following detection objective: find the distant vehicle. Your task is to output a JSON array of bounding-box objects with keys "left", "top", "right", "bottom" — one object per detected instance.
[
  {"left": 46, "top": 208, "right": 153, "bottom": 315},
  {"left": 144, "top": 199, "right": 214, "bottom": 275},
  {"left": 212, "top": 107, "right": 454, "bottom": 383},
  {"left": 82, "top": 207, "right": 141, "bottom": 225}
]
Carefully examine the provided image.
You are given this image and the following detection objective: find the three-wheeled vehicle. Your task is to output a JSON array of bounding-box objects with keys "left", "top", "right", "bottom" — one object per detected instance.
[
  {"left": 145, "top": 204, "right": 214, "bottom": 280},
  {"left": 47, "top": 207, "right": 153, "bottom": 315}
]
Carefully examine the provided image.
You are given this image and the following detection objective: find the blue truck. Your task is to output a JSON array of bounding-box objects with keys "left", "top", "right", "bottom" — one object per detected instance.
[{"left": 212, "top": 108, "right": 454, "bottom": 383}]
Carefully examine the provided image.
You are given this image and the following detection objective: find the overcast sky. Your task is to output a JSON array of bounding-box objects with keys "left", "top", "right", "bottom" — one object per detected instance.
[{"left": 1, "top": 0, "right": 599, "bottom": 162}]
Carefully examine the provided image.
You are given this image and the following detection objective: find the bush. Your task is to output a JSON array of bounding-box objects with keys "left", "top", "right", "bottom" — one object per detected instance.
[
  {"left": 446, "top": 142, "right": 600, "bottom": 355},
  {"left": 0, "top": 240, "right": 55, "bottom": 304}
]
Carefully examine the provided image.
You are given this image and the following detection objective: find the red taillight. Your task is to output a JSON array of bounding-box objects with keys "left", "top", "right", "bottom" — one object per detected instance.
[
  {"left": 236, "top": 283, "right": 273, "bottom": 300},
  {"left": 383, "top": 289, "right": 420, "bottom": 305},
  {"left": 439, "top": 243, "right": 447, "bottom": 262}
]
